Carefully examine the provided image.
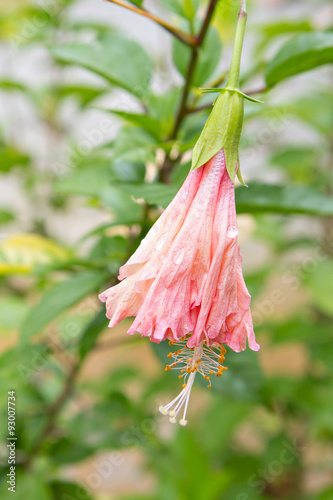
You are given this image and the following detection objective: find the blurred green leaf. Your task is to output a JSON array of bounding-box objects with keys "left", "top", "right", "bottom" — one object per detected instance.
[
  {"left": 260, "top": 19, "right": 313, "bottom": 38},
  {"left": 101, "top": 185, "right": 143, "bottom": 223},
  {"left": 48, "top": 437, "right": 94, "bottom": 465},
  {"left": 270, "top": 147, "right": 320, "bottom": 185},
  {"left": 266, "top": 31, "right": 333, "bottom": 87},
  {"left": 303, "top": 260, "right": 333, "bottom": 316},
  {"left": 116, "top": 182, "right": 333, "bottom": 216},
  {"left": 49, "top": 480, "right": 93, "bottom": 500},
  {"left": 0, "top": 146, "right": 29, "bottom": 172},
  {"left": 53, "top": 84, "right": 106, "bottom": 106},
  {"left": 50, "top": 33, "right": 153, "bottom": 97},
  {"left": 0, "top": 209, "right": 15, "bottom": 225},
  {"left": 236, "top": 184, "right": 333, "bottom": 216},
  {"left": 0, "top": 79, "right": 27, "bottom": 92},
  {"left": 255, "top": 19, "right": 313, "bottom": 55},
  {"left": 116, "top": 182, "right": 178, "bottom": 208},
  {"left": 285, "top": 92, "right": 333, "bottom": 135},
  {"left": 145, "top": 88, "right": 181, "bottom": 136},
  {"left": 55, "top": 163, "right": 113, "bottom": 197},
  {"left": 79, "top": 308, "right": 108, "bottom": 361},
  {"left": 159, "top": 0, "right": 199, "bottom": 19},
  {"left": 173, "top": 26, "right": 222, "bottom": 86},
  {"left": 0, "top": 473, "right": 52, "bottom": 500},
  {"left": 0, "top": 296, "right": 29, "bottom": 331},
  {"left": 106, "top": 110, "right": 163, "bottom": 140},
  {"left": 20, "top": 271, "right": 107, "bottom": 343}
]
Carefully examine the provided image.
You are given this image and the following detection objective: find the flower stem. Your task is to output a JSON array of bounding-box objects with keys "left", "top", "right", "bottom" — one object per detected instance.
[
  {"left": 227, "top": 0, "right": 247, "bottom": 89},
  {"left": 169, "top": 0, "right": 218, "bottom": 140},
  {"left": 104, "top": 0, "right": 197, "bottom": 47}
]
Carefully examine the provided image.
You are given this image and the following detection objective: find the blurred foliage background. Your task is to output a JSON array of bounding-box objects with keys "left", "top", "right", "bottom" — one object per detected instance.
[{"left": 0, "top": 0, "right": 333, "bottom": 499}]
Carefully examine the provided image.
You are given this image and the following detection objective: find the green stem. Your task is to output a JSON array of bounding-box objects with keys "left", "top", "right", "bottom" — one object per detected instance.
[{"left": 227, "top": 0, "right": 247, "bottom": 89}]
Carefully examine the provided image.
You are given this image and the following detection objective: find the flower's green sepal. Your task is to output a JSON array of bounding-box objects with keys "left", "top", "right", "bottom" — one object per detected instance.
[
  {"left": 236, "top": 155, "right": 247, "bottom": 186},
  {"left": 191, "top": 89, "right": 244, "bottom": 183}
]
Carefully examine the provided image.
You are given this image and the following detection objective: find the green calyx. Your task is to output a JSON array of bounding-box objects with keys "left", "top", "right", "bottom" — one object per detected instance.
[{"left": 191, "top": 88, "right": 245, "bottom": 184}]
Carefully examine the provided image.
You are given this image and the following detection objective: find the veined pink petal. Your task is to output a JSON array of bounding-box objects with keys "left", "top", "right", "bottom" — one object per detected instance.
[{"left": 99, "top": 149, "right": 259, "bottom": 353}]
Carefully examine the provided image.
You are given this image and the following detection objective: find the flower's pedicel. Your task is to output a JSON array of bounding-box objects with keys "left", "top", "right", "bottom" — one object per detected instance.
[{"left": 99, "top": 150, "right": 259, "bottom": 424}]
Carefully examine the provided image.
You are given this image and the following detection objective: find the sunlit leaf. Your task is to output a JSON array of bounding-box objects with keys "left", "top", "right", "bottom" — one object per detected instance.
[{"left": 0, "top": 234, "right": 70, "bottom": 275}]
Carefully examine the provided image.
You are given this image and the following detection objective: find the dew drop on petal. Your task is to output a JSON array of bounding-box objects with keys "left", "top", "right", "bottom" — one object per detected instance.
[
  {"left": 227, "top": 225, "right": 238, "bottom": 238},
  {"left": 174, "top": 250, "right": 185, "bottom": 265},
  {"left": 155, "top": 234, "right": 168, "bottom": 251}
]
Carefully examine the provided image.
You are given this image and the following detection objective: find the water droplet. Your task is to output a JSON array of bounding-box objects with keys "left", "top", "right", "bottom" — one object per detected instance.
[
  {"left": 174, "top": 250, "right": 185, "bottom": 265},
  {"left": 155, "top": 234, "right": 168, "bottom": 251},
  {"left": 227, "top": 225, "right": 238, "bottom": 238}
]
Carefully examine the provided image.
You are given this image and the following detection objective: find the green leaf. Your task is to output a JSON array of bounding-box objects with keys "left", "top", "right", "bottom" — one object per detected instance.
[
  {"left": 303, "top": 261, "right": 333, "bottom": 316},
  {"left": 53, "top": 84, "right": 106, "bottom": 106},
  {"left": 116, "top": 182, "right": 178, "bottom": 208},
  {"left": 286, "top": 92, "right": 333, "bottom": 135},
  {"left": 106, "top": 110, "right": 162, "bottom": 140},
  {"left": 50, "top": 33, "right": 153, "bottom": 97},
  {"left": 159, "top": 0, "right": 199, "bottom": 19},
  {"left": 49, "top": 480, "right": 93, "bottom": 500},
  {"left": 260, "top": 19, "right": 313, "bottom": 38},
  {"left": 128, "top": 0, "right": 143, "bottom": 6},
  {"left": 111, "top": 125, "right": 157, "bottom": 170},
  {"left": 266, "top": 31, "right": 333, "bottom": 87},
  {"left": 0, "top": 296, "right": 29, "bottom": 331},
  {"left": 20, "top": 271, "right": 106, "bottom": 343},
  {"left": 55, "top": 163, "right": 113, "bottom": 197},
  {"left": 0, "top": 473, "right": 52, "bottom": 500},
  {"left": 0, "top": 209, "right": 15, "bottom": 225},
  {"left": 145, "top": 88, "right": 182, "bottom": 137},
  {"left": 173, "top": 26, "right": 222, "bottom": 86},
  {"left": 79, "top": 308, "right": 108, "bottom": 361},
  {"left": 270, "top": 147, "right": 320, "bottom": 185},
  {"left": 236, "top": 183, "right": 333, "bottom": 216},
  {"left": 101, "top": 185, "right": 143, "bottom": 223},
  {"left": 0, "top": 146, "right": 29, "bottom": 172}
]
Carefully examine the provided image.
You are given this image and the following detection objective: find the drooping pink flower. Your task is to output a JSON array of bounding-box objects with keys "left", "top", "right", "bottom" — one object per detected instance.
[
  {"left": 99, "top": 149, "right": 259, "bottom": 425},
  {"left": 99, "top": 149, "right": 259, "bottom": 352}
]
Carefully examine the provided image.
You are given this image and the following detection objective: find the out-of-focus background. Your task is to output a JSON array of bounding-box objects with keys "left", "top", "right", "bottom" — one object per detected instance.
[{"left": 0, "top": 0, "right": 333, "bottom": 499}]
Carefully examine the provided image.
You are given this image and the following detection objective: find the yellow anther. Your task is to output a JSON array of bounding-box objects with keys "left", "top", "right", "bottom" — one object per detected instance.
[{"left": 167, "top": 353, "right": 173, "bottom": 358}]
